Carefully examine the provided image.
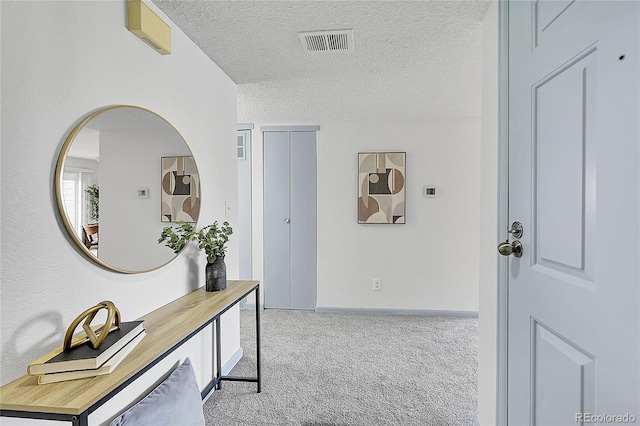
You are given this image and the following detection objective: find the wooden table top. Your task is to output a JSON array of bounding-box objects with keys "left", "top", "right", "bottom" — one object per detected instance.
[{"left": 0, "top": 280, "right": 259, "bottom": 416}]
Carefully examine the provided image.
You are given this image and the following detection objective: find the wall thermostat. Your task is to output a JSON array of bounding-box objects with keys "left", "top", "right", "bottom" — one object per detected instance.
[
  {"left": 423, "top": 186, "right": 437, "bottom": 198},
  {"left": 137, "top": 188, "right": 149, "bottom": 198}
]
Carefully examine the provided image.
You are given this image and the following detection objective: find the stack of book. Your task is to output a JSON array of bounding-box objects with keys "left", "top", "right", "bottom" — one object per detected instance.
[{"left": 28, "top": 321, "right": 146, "bottom": 384}]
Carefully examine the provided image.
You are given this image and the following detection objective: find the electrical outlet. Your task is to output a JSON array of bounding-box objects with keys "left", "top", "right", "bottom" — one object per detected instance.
[{"left": 373, "top": 278, "right": 382, "bottom": 291}]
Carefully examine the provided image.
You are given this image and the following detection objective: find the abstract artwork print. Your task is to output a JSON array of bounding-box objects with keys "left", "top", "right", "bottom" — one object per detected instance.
[
  {"left": 358, "top": 152, "right": 406, "bottom": 224},
  {"left": 161, "top": 156, "right": 200, "bottom": 222}
]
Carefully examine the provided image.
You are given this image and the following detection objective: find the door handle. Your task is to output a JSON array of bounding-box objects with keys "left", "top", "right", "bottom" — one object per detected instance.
[
  {"left": 284, "top": 218, "right": 291, "bottom": 224},
  {"left": 497, "top": 240, "right": 523, "bottom": 257}
]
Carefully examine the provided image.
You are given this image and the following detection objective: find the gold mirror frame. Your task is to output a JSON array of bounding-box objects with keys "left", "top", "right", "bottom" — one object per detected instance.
[{"left": 55, "top": 105, "right": 200, "bottom": 273}]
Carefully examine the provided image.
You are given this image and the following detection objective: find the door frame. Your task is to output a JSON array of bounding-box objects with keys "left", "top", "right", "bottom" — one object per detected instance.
[
  {"left": 237, "top": 124, "right": 253, "bottom": 281},
  {"left": 496, "top": 1, "right": 509, "bottom": 424}
]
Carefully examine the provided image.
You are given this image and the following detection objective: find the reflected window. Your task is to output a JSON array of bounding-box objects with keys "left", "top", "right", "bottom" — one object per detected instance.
[{"left": 63, "top": 169, "right": 94, "bottom": 237}]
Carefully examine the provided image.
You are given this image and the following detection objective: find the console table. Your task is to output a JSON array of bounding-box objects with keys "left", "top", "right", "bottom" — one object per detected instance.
[{"left": 0, "top": 280, "right": 261, "bottom": 426}]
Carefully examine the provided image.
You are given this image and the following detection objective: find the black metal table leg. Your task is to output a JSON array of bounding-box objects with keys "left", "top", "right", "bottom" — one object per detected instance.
[
  {"left": 73, "top": 412, "right": 88, "bottom": 426},
  {"left": 215, "top": 318, "right": 222, "bottom": 390},
  {"left": 214, "top": 283, "right": 261, "bottom": 393},
  {"left": 255, "top": 286, "right": 262, "bottom": 393}
]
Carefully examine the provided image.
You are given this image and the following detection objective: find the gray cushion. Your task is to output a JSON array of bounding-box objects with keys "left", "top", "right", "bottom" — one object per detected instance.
[{"left": 110, "top": 358, "right": 205, "bottom": 426}]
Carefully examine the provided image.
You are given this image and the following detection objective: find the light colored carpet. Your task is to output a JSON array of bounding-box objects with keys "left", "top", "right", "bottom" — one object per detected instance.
[{"left": 203, "top": 309, "right": 478, "bottom": 426}]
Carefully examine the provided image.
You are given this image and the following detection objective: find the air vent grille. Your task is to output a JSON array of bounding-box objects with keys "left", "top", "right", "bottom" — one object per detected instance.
[
  {"left": 141, "top": 36, "right": 162, "bottom": 51},
  {"left": 299, "top": 29, "right": 354, "bottom": 53}
]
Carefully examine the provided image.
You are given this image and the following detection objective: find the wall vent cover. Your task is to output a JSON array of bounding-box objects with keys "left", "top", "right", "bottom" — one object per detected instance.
[
  {"left": 298, "top": 29, "right": 354, "bottom": 53},
  {"left": 128, "top": 0, "right": 171, "bottom": 55}
]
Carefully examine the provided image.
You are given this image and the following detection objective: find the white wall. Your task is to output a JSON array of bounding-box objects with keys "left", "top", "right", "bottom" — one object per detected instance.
[
  {"left": 248, "top": 120, "right": 481, "bottom": 313},
  {"left": 1, "top": 0, "right": 239, "bottom": 423},
  {"left": 477, "top": 2, "right": 499, "bottom": 425},
  {"left": 99, "top": 126, "right": 191, "bottom": 272}
]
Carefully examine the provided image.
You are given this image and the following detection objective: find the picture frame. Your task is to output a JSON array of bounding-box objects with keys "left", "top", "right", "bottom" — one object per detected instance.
[
  {"left": 358, "top": 152, "right": 406, "bottom": 224},
  {"left": 161, "top": 156, "right": 200, "bottom": 222}
]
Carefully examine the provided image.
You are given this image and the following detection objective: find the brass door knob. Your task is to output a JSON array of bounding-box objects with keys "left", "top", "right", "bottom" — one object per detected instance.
[{"left": 498, "top": 240, "right": 523, "bottom": 257}]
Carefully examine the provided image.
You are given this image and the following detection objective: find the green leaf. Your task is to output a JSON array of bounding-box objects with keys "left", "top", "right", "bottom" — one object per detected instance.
[{"left": 159, "top": 220, "right": 233, "bottom": 260}]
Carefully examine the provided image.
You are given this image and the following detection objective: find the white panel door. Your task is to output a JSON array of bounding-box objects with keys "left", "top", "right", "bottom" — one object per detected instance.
[
  {"left": 264, "top": 131, "right": 292, "bottom": 308},
  {"left": 263, "top": 131, "right": 317, "bottom": 310},
  {"left": 289, "top": 131, "right": 317, "bottom": 309},
  {"left": 507, "top": 1, "right": 639, "bottom": 424}
]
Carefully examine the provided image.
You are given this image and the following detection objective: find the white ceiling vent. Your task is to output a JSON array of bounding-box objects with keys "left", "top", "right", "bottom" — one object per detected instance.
[{"left": 298, "top": 29, "right": 354, "bottom": 53}]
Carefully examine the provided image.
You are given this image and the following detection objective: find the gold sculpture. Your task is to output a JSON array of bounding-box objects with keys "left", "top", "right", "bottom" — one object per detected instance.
[{"left": 63, "top": 301, "right": 121, "bottom": 351}]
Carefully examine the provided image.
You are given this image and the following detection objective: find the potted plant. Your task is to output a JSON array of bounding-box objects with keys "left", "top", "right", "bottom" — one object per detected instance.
[
  {"left": 158, "top": 221, "right": 195, "bottom": 254},
  {"left": 158, "top": 220, "right": 233, "bottom": 291},
  {"left": 85, "top": 184, "right": 99, "bottom": 223}
]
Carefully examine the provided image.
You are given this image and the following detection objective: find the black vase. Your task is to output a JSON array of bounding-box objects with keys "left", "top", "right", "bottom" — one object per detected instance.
[{"left": 205, "top": 257, "right": 227, "bottom": 292}]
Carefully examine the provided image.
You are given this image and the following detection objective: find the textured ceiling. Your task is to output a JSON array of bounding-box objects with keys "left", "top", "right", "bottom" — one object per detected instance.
[{"left": 153, "top": 0, "right": 491, "bottom": 122}]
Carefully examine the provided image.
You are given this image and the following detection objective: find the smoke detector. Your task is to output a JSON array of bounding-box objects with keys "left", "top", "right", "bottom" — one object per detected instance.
[{"left": 298, "top": 29, "right": 354, "bottom": 53}]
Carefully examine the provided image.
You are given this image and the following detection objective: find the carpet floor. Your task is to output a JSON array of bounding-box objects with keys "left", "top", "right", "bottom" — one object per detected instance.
[{"left": 203, "top": 309, "right": 478, "bottom": 426}]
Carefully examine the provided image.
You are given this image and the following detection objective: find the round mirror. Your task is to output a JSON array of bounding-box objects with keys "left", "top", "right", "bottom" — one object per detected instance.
[{"left": 55, "top": 105, "right": 201, "bottom": 273}]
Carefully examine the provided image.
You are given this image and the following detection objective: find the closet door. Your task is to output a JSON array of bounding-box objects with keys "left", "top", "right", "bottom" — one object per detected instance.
[
  {"left": 263, "top": 130, "right": 317, "bottom": 310},
  {"left": 263, "top": 131, "right": 291, "bottom": 308},
  {"left": 289, "top": 131, "right": 317, "bottom": 309}
]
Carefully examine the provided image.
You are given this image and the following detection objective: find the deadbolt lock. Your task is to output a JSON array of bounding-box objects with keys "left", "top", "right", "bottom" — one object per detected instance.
[{"left": 507, "top": 221, "right": 523, "bottom": 239}]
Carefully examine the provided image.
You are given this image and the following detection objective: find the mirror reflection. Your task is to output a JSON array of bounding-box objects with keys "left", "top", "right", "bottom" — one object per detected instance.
[{"left": 56, "top": 106, "right": 200, "bottom": 273}]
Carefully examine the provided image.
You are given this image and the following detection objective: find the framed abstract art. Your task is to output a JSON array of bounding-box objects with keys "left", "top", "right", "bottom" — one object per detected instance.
[
  {"left": 358, "top": 152, "right": 406, "bottom": 224},
  {"left": 161, "top": 156, "right": 200, "bottom": 222}
]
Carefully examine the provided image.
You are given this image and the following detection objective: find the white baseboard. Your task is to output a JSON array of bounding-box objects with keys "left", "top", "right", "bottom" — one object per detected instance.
[
  {"left": 315, "top": 306, "right": 479, "bottom": 318},
  {"left": 241, "top": 303, "right": 477, "bottom": 318},
  {"left": 222, "top": 347, "right": 243, "bottom": 376},
  {"left": 202, "top": 347, "right": 243, "bottom": 403},
  {"left": 242, "top": 302, "right": 264, "bottom": 311}
]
